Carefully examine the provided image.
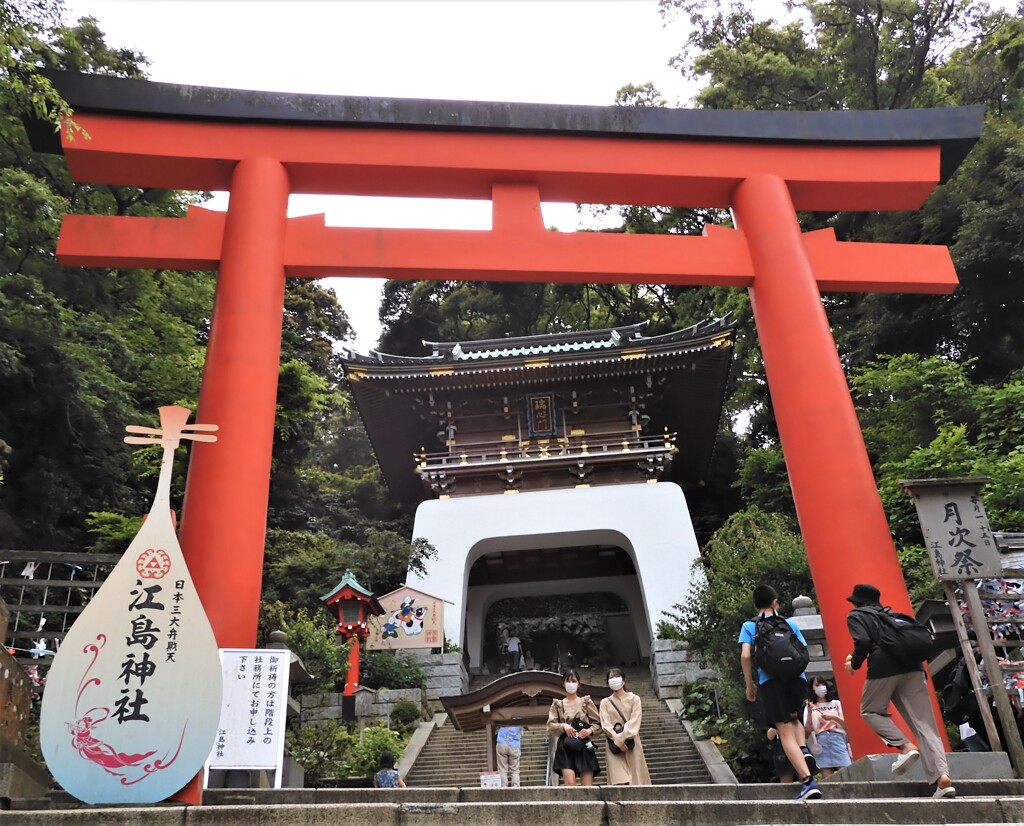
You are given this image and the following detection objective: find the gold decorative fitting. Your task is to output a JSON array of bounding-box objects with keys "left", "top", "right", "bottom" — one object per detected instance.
[
  {"left": 575, "top": 484, "right": 591, "bottom": 489},
  {"left": 502, "top": 434, "right": 517, "bottom": 442},
  {"left": 347, "top": 368, "right": 366, "bottom": 381},
  {"left": 524, "top": 358, "right": 550, "bottom": 369},
  {"left": 446, "top": 439, "right": 456, "bottom": 447},
  {"left": 620, "top": 349, "right": 647, "bottom": 360},
  {"left": 711, "top": 333, "right": 733, "bottom": 348},
  {"left": 429, "top": 365, "right": 455, "bottom": 375},
  {"left": 503, "top": 489, "right": 520, "bottom": 494},
  {"left": 571, "top": 428, "right": 585, "bottom": 436}
]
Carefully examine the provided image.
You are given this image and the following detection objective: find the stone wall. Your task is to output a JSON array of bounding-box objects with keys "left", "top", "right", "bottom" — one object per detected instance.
[
  {"left": 300, "top": 650, "right": 466, "bottom": 724},
  {"left": 406, "top": 650, "right": 469, "bottom": 705},
  {"left": 300, "top": 687, "right": 427, "bottom": 728},
  {"left": 649, "top": 639, "right": 717, "bottom": 699},
  {"left": 650, "top": 597, "right": 834, "bottom": 700}
]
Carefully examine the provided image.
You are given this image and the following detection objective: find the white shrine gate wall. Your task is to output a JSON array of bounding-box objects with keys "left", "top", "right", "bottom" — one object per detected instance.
[{"left": 407, "top": 482, "right": 702, "bottom": 670}]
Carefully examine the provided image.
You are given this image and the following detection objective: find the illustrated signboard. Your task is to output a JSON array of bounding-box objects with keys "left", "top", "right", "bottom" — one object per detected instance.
[
  {"left": 206, "top": 649, "right": 289, "bottom": 788},
  {"left": 902, "top": 477, "right": 1002, "bottom": 580},
  {"left": 365, "top": 586, "right": 444, "bottom": 651},
  {"left": 40, "top": 407, "right": 223, "bottom": 804}
]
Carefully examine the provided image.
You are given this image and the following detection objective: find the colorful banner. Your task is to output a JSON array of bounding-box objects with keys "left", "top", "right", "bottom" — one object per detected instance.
[{"left": 366, "top": 586, "right": 444, "bottom": 651}]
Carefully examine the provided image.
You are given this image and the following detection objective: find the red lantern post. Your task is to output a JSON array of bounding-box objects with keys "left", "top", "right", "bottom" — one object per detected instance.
[{"left": 321, "top": 571, "right": 385, "bottom": 696}]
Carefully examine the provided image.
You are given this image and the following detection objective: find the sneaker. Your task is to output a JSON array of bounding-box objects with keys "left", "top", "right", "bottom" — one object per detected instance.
[
  {"left": 801, "top": 746, "right": 818, "bottom": 776},
  {"left": 891, "top": 748, "right": 920, "bottom": 775},
  {"left": 796, "top": 778, "right": 822, "bottom": 800},
  {"left": 933, "top": 784, "right": 956, "bottom": 799}
]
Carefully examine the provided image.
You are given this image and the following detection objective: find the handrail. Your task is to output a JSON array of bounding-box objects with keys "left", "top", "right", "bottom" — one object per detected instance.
[{"left": 545, "top": 735, "right": 557, "bottom": 786}]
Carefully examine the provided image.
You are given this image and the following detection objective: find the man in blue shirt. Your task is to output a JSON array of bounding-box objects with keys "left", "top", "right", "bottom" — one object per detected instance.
[
  {"left": 496, "top": 725, "right": 522, "bottom": 787},
  {"left": 740, "top": 584, "right": 821, "bottom": 800}
]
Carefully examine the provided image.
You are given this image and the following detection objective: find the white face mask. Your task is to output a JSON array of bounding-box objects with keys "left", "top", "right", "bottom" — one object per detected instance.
[
  {"left": 608, "top": 677, "right": 625, "bottom": 691},
  {"left": 814, "top": 685, "right": 828, "bottom": 698},
  {"left": 564, "top": 682, "right": 578, "bottom": 694}
]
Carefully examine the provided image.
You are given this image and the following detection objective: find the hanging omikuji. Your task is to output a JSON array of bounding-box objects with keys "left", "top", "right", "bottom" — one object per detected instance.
[{"left": 40, "top": 406, "right": 223, "bottom": 804}]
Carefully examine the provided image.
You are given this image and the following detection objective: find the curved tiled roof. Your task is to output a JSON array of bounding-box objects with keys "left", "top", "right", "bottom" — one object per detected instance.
[
  {"left": 340, "top": 319, "right": 736, "bottom": 507},
  {"left": 340, "top": 316, "right": 733, "bottom": 367}
]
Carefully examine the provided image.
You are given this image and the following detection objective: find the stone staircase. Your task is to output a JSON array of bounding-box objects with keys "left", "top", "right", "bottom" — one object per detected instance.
[
  {"left": 12, "top": 780, "right": 1024, "bottom": 824},
  {"left": 405, "top": 671, "right": 711, "bottom": 787}
]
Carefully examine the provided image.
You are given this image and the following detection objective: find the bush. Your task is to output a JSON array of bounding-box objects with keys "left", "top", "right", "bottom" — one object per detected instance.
[
  {"left": 278, "top": 606, "right": 351, "bottom": 695},
  {"left": 390, "top": 699, "right": 424, "bottom": 735},
  {"left": 348, "top": 725, "right": 405, "bottom": 777},
  {"left": 286, "top": 720, "right": 357, "bottom": 785},
  {"left": 360, "top": 650, "right": 427, "bottom": 690},
  {"left": 655, "top": 618, "right": 684, "bottom": 640},
  {"left": 682, "top": 680, "right": 768, "bottom": 783}
]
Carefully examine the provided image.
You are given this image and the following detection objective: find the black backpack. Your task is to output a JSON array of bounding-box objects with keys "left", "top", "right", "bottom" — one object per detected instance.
[
  {"left": 861, "top": 606, "right": 935, "bottom": 665},
  {"left": 753, "top": 613, "right": 809, "bottom": 680},
  {"left": 941, "top": 656, "right": 979, "bottom": 724}
]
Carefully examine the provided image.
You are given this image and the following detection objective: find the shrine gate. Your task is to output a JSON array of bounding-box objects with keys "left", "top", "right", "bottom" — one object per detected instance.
[{"left": 30, "top": 71, "right": 982, "bottom": 771}]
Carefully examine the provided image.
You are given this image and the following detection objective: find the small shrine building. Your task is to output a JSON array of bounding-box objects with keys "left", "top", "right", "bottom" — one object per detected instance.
[{"left": 341, "top": 317, "right": 734, "bottom": 672}]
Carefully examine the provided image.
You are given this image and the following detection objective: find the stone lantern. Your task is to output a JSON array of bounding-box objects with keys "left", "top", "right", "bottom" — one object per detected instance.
[{"left": 321, "top": 570, "right": 385, "bottom": 696}]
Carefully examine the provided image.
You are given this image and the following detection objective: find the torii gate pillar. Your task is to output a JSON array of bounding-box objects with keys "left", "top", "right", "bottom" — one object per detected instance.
[
  {"left": 177, "top": 156, "right": 290, "bottom": 649},
  {"left": 733, "top": 174, "right": 912, "bottom": 752}
]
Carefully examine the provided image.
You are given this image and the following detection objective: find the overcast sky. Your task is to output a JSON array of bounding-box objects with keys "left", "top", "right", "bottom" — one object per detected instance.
[{"left": 60, "top": 0, "right": 714, "bottom": 349}]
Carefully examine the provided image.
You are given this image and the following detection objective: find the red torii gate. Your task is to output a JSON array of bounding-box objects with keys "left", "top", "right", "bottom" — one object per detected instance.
[{"left": 35, "top": 72, "right": 982, "bottom": 782}]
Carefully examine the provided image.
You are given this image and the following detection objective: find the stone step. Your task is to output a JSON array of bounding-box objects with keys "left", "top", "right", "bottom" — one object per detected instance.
[
  {"left": 12, "top": 782, "right": 1024, "bottom": 824},
  {"left": 409, "top": 672, "right": 712, "bottom": 787}
]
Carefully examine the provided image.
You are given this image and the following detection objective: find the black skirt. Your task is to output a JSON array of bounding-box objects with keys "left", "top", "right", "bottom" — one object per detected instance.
[{"left": 552, "top": 734, "right": 601, "bottom": 778}]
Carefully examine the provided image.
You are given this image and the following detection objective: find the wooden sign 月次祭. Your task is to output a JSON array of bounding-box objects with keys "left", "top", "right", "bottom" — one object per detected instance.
[{"left": 40, "top": 407, "right": 224, "bottom": 804}]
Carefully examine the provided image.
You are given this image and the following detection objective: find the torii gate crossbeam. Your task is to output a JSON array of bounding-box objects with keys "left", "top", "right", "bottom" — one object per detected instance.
[{"left": 31, "top": 71, "right": 983, "bottom": 794}]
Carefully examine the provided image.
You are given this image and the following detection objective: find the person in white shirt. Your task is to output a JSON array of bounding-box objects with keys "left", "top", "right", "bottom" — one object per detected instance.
[{"left": 506, "top": 632, "right": 522, "bottom": 672}]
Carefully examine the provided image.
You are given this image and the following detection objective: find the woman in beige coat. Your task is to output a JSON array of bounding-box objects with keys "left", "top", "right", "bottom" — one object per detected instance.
[{"left": 599, "top": 667, "right": 651, "bottom": 785}]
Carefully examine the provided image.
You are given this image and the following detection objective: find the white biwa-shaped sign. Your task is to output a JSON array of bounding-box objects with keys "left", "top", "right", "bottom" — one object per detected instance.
[{"left": 41, "top": 406, "right": 224, "bottom": 803}]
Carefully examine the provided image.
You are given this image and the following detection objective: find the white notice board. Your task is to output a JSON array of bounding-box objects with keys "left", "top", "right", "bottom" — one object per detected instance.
[{"left": 206, "top": 648, "right": 290, "bottom": 787}]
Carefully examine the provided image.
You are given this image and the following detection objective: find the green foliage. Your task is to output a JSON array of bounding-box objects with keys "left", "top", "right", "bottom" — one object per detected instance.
[
  {"left": 666, "top": 506, "right": 810, "bottom": 780},
  {"left": 276, "top": 606, "right": 350, "bottom": 695},
  {"left": 286, "top": 719, "right": 357, "bottom": 785},
  {"left": 679, "top": 506, "right": 813, "bottom": 682},
  {"left": 84, "top": 510, "right": 142, "bottom": 554},
  {"left": 261, "top": 529, "right": 436, "bottom": 618},
  {"left": 359, "top": 650, "right": 427, "bottom": 691},
  {"left": 654, "top": 619, "right": 685, "bottom": 641},
  {"left": 682, "top": 679, "right": 767, "bottom": 782},
  {"left": 348, "top": 725, "right": 405, "bottom": 778},
  {"left": 390, "top": 699, "right": 424, "bottom": 736}
]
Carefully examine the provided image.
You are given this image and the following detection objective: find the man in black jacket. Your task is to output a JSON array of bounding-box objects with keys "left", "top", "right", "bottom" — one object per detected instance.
[{"left": 844, "top": 583, "right": 956, "bottom": 798}]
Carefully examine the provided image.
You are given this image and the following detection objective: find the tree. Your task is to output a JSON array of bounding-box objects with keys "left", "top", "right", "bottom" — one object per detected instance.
[
  {"left": 0, "top": 10, "right": 216, "bottom": 550},
  {"left": 0, "top": 0, "right": 91, "bottom": 139}
]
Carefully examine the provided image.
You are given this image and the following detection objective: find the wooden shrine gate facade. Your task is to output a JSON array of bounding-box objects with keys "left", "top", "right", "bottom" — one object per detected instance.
[{"left": 31, "top": 71, "right": 982, "bottom": 771}]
